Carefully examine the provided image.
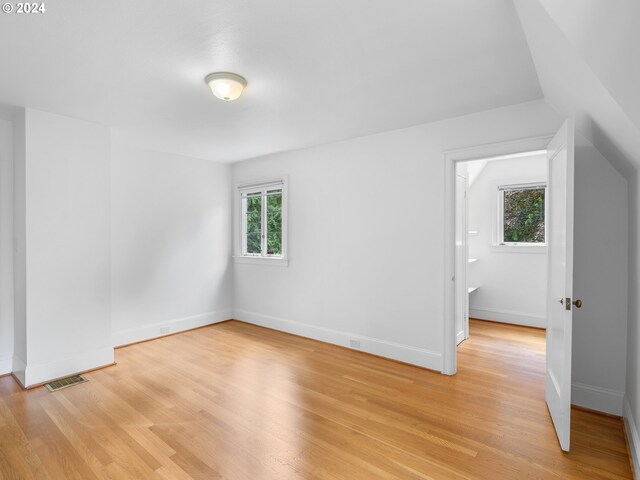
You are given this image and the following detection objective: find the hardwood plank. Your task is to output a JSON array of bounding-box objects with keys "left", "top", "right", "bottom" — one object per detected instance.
[{"left": 0, "top": 319, "right": 633, "bottom": 479}]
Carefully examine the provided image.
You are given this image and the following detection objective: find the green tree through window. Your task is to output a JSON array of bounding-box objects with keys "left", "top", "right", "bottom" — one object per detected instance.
[
  {"left": 241, "top": 185, "right": 284, "bottom": 257},
  {"left": 266, "top": 191, "right": 282, "bottom": 255},
  {"left": 502, "top": 187, "right": 545, "bottom": 243},
  {"left": 245, "top": 195, "right": 262, "bottom": 254}
]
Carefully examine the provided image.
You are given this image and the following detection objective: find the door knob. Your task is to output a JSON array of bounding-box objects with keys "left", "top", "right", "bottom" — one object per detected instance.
[{"left": 559, "top": 298, "right": 582, "bottom": 310}]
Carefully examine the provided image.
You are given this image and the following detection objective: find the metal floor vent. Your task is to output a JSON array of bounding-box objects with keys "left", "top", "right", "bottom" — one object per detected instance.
[{"left": 45, "top": 374, "right": 88, "bottom": 392}]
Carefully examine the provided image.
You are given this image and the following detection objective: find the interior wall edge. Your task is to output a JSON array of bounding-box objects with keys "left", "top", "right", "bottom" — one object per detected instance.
[
  {"left": 11, "top": 355, "right": 26, "bottom": 386},
  {"left": 0, "top": 356, "right": 11, "bottom": 376},
  {"left": 112, "top": 309, "right": 234, "bottom": 348},
  {"left": 572, "top": 382, "right": 624, "bottom": 416},
  {"left": 233, "top": 309, "right": 442, "bottom": 372},
  {"left": 23, "top": 346, "right": 114, "bottom": 388},
  {"left": 623, "top": 397, "right": 640, "bottom": 477},
  {"left": 11, "top": 355, "right": 25, "bottom": 370},
  {"left": 0, "top": 118, "right": 14, "bottom": 378},
  {"left": 469, "top": 307, "right": 546, "bottom": 329}
]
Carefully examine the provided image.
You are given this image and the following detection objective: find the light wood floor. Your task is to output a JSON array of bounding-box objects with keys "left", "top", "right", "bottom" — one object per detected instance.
[{"left": 0, "top": 319, "right": 633, "bottom": 479}]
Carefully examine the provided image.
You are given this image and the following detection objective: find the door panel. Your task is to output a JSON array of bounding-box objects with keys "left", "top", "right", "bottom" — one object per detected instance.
[{"left": 546, "top": 119, "right": 575, "bottom": 452}]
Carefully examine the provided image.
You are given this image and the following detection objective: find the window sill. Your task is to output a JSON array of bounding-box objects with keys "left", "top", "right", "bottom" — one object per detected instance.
[
  {"left": 489, "top": 245, "right": 547, "bottom": 254},
  {"left": 233, "top": 256, "right": 289, "bottom": 266}
]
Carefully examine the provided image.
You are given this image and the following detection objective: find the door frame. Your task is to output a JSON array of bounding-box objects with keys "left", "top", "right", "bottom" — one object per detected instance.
[
  {"left": 442, "top": 135, "right": 553, "bottom": 375},
  {"left": 454, "top": 171, "right": 469, "bottom": 345}
]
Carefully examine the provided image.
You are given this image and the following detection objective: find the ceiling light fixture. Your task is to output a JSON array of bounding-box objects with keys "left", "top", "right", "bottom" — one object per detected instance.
[{"left": 204, "top": 72, "right": 247, "bottom": 101}]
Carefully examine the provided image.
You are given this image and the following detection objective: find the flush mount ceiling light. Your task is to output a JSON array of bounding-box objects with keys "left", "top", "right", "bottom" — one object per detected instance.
[{"left": 204, "top": 72, "right": 247, "bottom": 101}]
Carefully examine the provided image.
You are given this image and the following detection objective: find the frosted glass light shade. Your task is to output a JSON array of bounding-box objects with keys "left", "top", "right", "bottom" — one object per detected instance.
[{"left": 205, "top": 72, "right": 247, "bottom": 101}]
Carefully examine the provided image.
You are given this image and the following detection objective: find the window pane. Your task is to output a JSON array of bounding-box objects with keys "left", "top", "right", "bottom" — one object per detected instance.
[
  {"left": 246, "top": 233, "right": 262, "bottom": 254},
  {"left": 245, "top": 195, "right": 262, "bottom": 254},
  {"left": 266, "top": 192, "right": 282, "bottom": 255},
  {"left": 267, "top": 233, "right": 282, "bottom": 255},
  {"left": 503, "top": 188, "right": 545, "bottom": 243}
]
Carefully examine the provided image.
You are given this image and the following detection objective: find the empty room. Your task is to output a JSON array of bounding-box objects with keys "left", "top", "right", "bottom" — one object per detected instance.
[{"left": 1, "top": 1, "right": 639, "bottom": 479}]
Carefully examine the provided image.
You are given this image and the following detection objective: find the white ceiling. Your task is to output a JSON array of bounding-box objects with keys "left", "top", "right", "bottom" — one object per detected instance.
[{"left": 0, "top": 0, "right": 542, "bottom": 162}]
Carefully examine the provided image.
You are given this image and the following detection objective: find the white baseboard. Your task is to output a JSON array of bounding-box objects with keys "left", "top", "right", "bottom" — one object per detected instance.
[
  {"left": 233, "top": 309, "right": 442, "bottom": 372},
  {"left": 112, "top": 309, "right": 233, "bottom": 347},
  {"left": 572, "top": 382, "right": 624, "bottom": 416},
  {"left": 469, "top": 307, "right": 546, "bottom": 328},
  {"left": 24, "top": 346, "right": 114, "bottom": 388},
  {"left": 624, "top": 397, "right": 640, "bottom": 478},
  {"left": 0, "top": 355, "right": 11, "bottom": 376}
]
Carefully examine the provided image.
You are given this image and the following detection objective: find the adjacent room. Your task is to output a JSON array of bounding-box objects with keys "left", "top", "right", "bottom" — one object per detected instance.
[
  {"left": 1, "top": 1, "right": 639, "bottom": 479},
  {"left": 454, "top": 151, "right": 549, "bottom": 347}
]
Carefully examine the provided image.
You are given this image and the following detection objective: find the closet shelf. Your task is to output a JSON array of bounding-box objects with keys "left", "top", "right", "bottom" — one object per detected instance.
[{"left": 468, "top": 286, "right": 479, "bottom": 294}]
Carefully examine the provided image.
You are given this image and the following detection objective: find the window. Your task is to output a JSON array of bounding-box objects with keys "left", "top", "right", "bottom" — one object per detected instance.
[
  {"left": 238, "top": 178, "right": 287, "bottom": 260},
  {"left": 498, "top": 183, "right": 546, "bottom": 245}
]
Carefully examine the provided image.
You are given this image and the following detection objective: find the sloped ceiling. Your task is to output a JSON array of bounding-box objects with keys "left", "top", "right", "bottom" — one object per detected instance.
[
  {"left": 0, "top": 0, "right": 541, "bottom": 162},
  {"left": 514, "top": 0, "right": 640, "bottom": 177},
  {"left": 538, "top": 0, "right": 640, "bottom": 131}
]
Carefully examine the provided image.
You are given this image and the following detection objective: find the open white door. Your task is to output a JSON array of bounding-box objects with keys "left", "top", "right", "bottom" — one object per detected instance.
[{"left": 546, "top": 119, "right": 575, "bottom": 452}]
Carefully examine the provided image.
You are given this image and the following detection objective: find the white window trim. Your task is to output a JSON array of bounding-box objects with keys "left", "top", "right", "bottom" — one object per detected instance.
[
  {"left": 489, "top": 244, "right": 547, "bottom": 254},
  {"left": 234, "top": 176, "right": 288, "bottom": 266},
  {"left": 494, "top": 180, "right": 548, "bottom": 251}
]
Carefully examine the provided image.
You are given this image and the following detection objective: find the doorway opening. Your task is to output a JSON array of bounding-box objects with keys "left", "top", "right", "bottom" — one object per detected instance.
[
  {"left": 451, "top": 149, "right": 555, "bottom": 450},
  {"left": 452, "top": 151, "right": 551, "bottom": 447},
  {"left": 454, "top": 151, "right": 548, "bottom": 349}
]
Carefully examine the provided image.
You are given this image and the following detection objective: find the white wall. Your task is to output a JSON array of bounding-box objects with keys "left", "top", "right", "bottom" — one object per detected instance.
[
  {"left": 110, "top": 140, "right": 233, "bottom": 346},
  {"left": 14, "top": 109, "right": 113, "bottom": 387},
  {"left": 571, "top": 134, "right": 628, "bottom": 415},
  {"left": 626, "top": 170, "right": 640, "bottom": 472},
  {"left": 12, "top": 109, "right": 26, "bottom": 378},
  {"left": 0, "top": 119, "right": 13, "bottom": 375},
  {"left": 467, "top": 155, "right": 548, "bottom": 328},
  {"left": 232, "top": 100, "right": 562, "bottom": 371}
]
